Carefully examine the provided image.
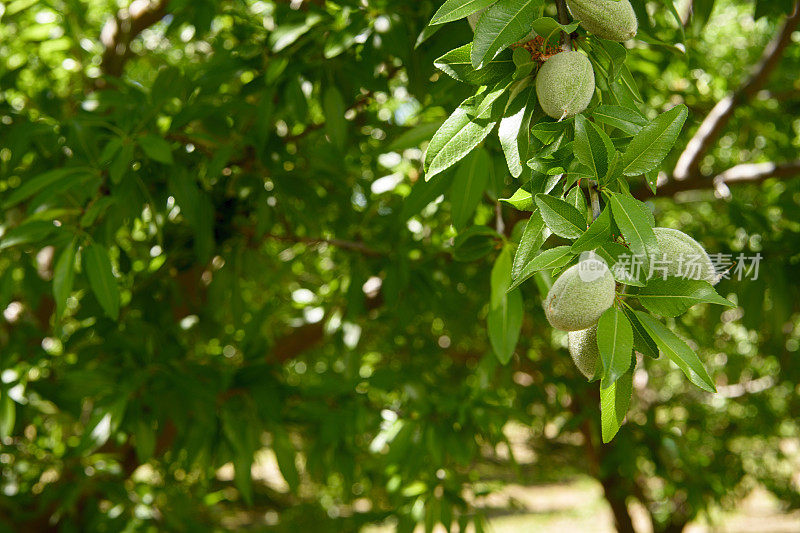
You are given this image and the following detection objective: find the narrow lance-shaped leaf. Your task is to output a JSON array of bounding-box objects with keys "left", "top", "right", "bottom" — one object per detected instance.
[
  {"left": 424, "top": 94, "right": 499, "bottom": 180},
  {"left": 608, "top": 191, "right": 659, "bottom": 271},
  {"left": 535, "top": 193, "right": 587, "bottom": 239},
  {"left": 634, "top": 311, "right": 717, "bottom": 393},
  {"left": 572, "top": 206, "right": 612, "bottom": 253},
  {"left": 635, "top": 278, "right": 735, "bottom": 317},
  {"left": 450, "top": 148, "right": 491, "bottom": 231},
  {"left": 498, "top": 86, "right": 535, "bottom": 177},
  {"left": 429, "top": 0, "right": 497, "bottom": 25},
  {"left": 139, "top": 134, "right": 174, "bottom": 165},
  {"left": 323, "top": 86, "right": 347, "bottom": 149},
  {"left": 622, "top": 306, "right": 659, "bottom": 359},
  {"left": 488, "top": 247, "right": 523, "bottom": 364},
  {"left": 471, "top": 0, "right": 542, "bottom": 69},
  {"left": 600, "top": 366, "right": 633, "bottom": 443},
  {"left": 508, "top": 246, "right": 574, "bottom": 291},
  {"left": 511, "top": 210, "right": 549, "bottom": 279},
  {"left": 574, "top": 114, "right": 615, "bottom": 179},
  {"left": 53, "top": 240, "right": 77, "bottom": 320},
  {"left": 501, "top": 188, "right": 535, "bottom": 211},
  {"left": 592, "top": 105, "right": 647, "bottom": 136},
  {"left": 435, "top": 44, "right": 515, "bottom": 86},
  {"left": 623, "top": 105, "right": 688, "bottom": 176},
  {"left": 83, "top": 243, "right": 120, "bottom": 320},
  {"left": 597, "top": 307, "right": 634, "bottom": 389}
]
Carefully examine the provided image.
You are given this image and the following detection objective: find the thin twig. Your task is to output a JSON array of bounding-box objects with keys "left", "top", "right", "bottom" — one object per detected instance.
[
  {"left": 264, "top": 233, "right": 385, "bottom": 257},
  {"left": 555, "top": 0, "right": 573, "bottom": 51},
  {"left": 671, "top": 2, "right": 800, "bottom": 183}
]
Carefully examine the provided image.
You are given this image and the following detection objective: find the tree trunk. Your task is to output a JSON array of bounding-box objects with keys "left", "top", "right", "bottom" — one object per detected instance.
[
  {"left": 659, "top": 521, "right": 688, "bottom": 533},
  {"left": 599, "top": 473, "right": 637, "bottom": 533}
]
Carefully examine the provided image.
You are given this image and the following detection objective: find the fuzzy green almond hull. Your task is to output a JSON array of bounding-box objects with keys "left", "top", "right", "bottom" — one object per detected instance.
[
  {"left": 653, "top": 227, "right": 718, "bottom": 285},
  {"left": 535, "top": 51, "right": 596, "bottom": 120},
  {"left": 569, "top": 325, "right": 603, "bottom": 379},
  {"left": 567, "top": 0, "right": 638, "bottom": 42},
  {"left": 544, "top": 261, "right": 616, "bottom": 332}
]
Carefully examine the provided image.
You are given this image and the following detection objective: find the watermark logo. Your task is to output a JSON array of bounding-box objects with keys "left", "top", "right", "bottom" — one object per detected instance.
[{"left": 577, "top": 252, "right": 610, "bottom": 282}]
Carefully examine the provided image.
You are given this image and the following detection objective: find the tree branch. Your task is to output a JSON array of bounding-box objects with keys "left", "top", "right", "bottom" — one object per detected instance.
[
  {"left": 671, "top": 2, "right": 800, "bottom": 182},
  {"left": 262, "top": 233, "right": 386, "bottom": 257},
  {"left": 555, "top": 0, "right": 573, "bottom": 50},
  {"left": 649, "top": 159, "right": 800, "bottom": 198},
  {"left": 99, "top": 0, "right": 169, "bottom": 82}
]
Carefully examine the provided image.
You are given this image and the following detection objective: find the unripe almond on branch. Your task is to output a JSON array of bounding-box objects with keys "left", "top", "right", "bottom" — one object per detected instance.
[
  {"left": 653, "top": 228, "right": 719, "bottom": 285},
  {"left": 544, "top": 259, "right": 615, "bottom": 331},
  {"left": 535, "top": 51, "right": 595, "bottom": 120},
  {"left": 568, "top": 325, "right": 602, "bottom": 379},
  {"left": 567, "top": 0, "right": 638, "bottom": 42}
]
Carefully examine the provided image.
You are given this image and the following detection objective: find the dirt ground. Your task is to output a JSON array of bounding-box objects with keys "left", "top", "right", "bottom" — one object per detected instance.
[{"left": 364, "top": 480, "right": 800, "bottom": 533}]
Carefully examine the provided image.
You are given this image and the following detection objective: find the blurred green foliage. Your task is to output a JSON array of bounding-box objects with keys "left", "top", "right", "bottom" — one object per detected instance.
[{"left": 0, "top": 0, "right": 798, "bottom": 531}]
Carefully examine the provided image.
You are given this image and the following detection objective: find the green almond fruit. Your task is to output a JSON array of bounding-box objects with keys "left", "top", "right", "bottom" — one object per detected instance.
[
  {"left": 535, "top": 51, "right": 595, "bottom": 120},
  {"left": 653, "top": 228, "right": 719, "bottom": 285},
  {"left": 544, "top": 259, "right": 616, "bottom": 332},
  {"left": 567, "top": 0, "right": 638, "bottom": 42},
  {"left": 568, "top": 325, "right": 603, "bottom": 380}
]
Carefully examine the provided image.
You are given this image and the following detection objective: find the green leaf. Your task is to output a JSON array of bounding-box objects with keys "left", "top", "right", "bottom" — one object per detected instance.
[
  {"left": 489, "top": 246, "right": 523, "bottom": 364},
  {"left": 139, "top": 134, "right": 174, "bottom": 165},
  {"left": 323, "top": 86, "right": 347, "bottom": 149},
  {"left": 498, "top": 86, "right": 536, "bottom": 177},
  {"left": 622, "top": 306, "right": 659, "bottom": 359},
  {"left": 134, "top": 419, "right": 157, "bottom": 463},
  {"left": 635, "top": 278, "right": 735, "bottom": 317},
  {"left": 83, "top": 243, "right": 120, "bottom": 320},
  {"left": 534, "top": 194, "right": 587, "bottom": 239},
  {"left": 53, "top": 240, "right": 77, "bottom": 320},
  {"left": 424, "top": 97, "right": 498, "bottom": 180},
  {"left": 3, "top": 167, "right": 93, "bottom": 209},
  {"left": 574, "top": 114, "right": 614, "bottom": 179},
  {"left": 565, "top": 185, "right": 587, "bottom": 218},
  {"left": 511, "top": 210, "right": 549, "bottom": 279},
  {"left": 491, "top": 247, "right": 513, "bottom": 308},
  {"left": 622, "top": 105, "right": 688, "bottom": 176},
  {"left": 619, "top": 65, "right": 644, "bottom": 103},
  {"left": 600, "top": 366, "right": 633, "bottom": 443},
  {"left": 592, "top": 105, "right": 647, "bottom": 136},
  {"left": 453, "top": 226, "right": 500, "bottom": 262},
  {"left": 634, "top": 311, "right": 717, "bottom": 393},
  {"left": 596, "top": 241, "right": 646, "bottom": 287},
  {"left": 597, "top": 307, "right": 634, "bottom": 389},
  {"left": 608, "top": 192, "right": 659, "bottom": 271},
  {"left": 488, "top": 286, "right": 523, "bottom": 365},
  {"left": 596, "top": 38, "right": 627, "bottom": 83},
  {"left": 0, "top": 391, "right": 15, "bottom": 440},
  {"left": 388, "top": 121, "right": 445, "bottom": 152},
  {"left": 401, "top": 169, "right": 456, "bottom": 220},
  {"left": 435, "top": 44, "right": 515, "bottom": 86},
  {"left": 603, "top": 150, "right": 624, "bottom": 186},
  {"left": 530, "top": 17, "right": 580, "bottom": 39},
  {"left": 508, "top": 246, "right": 573, "bottom": 291},
  {"left": 429, "top": 0, "right": 497, "bottom": 25},
  {"left": 110, "top": 143, "right": 134, "bottom": 184},
  {"left": 273, "top": 427, "right": 300, "bottom": 492},
  {"left": 501, "top": 188, "right": 534, "bottom": 211},
  {"left": 0, "top": 219, "right": 57, "bottom": 249},
  {"left": 450, "top": 148, "right": 491, "bottom": 231},
  {"left": 571, "top": 206, "right": 612, "bottom": 253},
  {"left": 471, "top": 0, "right": 542, "bottom": 69}
]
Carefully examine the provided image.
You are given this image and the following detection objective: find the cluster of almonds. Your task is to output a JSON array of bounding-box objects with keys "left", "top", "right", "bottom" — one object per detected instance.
[{"left": 545, "top": 229, "right": 718, "bottom": 379}]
